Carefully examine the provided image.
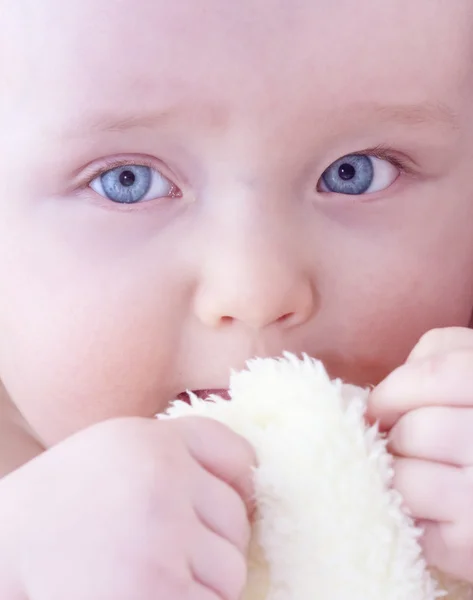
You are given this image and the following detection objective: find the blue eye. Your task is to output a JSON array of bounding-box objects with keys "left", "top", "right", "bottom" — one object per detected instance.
[
  {"left": 90, "top": 164, "right": 175, "bottom": 204},
  {"left": 319, "top": 154, "right": 399, "bottom": 195}
]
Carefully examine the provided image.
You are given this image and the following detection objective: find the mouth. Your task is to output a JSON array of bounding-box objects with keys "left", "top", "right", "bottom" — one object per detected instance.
[{"left": 176, "top": 389, "right": 231, "bottom": 403}]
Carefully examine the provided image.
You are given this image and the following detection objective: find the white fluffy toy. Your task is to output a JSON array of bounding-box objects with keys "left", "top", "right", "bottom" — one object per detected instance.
[{"left": 163, "top": 354, "right": 472, "bottom": 600}]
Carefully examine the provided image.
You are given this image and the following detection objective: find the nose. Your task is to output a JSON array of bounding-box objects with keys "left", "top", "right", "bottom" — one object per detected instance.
[{"left": 192, "top": 202, "right": 318, "bottom": 330}]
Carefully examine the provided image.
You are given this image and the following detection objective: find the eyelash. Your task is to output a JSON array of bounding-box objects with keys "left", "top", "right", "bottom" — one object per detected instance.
[
  {"left": 77, "top": 155, "right": 182, "bottom": 198},
  {"left": 348, "top": 144, "right": 413, "bottom": 175}
]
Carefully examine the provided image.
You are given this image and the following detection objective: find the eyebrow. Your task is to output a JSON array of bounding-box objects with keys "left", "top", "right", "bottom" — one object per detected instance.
[
  {"left": 75, "top": 109, "right": 179, "bottom": 135},
  {"left": 64, "top": 100, "right": 458, "bottom": 139},
  {"left": 366, "top": 101, "right": 458, "bottom": 129}
]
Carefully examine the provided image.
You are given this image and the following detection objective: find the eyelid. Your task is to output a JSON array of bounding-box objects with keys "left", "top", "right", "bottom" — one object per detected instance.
[
  {"left": 349, "top": 145, "right": 417, "bottom": 175},
  {"left": 316, "top": 146, "right": 412, "bottom": 197},
  {"left": 70, "top": 154, "right": 182, "bottom": 194}
]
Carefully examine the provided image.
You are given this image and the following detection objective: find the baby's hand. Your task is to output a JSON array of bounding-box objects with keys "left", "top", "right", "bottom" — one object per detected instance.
[
  {"left": 368, "top": 327, "right": 473, "bottom": 582},
  {"left": 0, "top": 416, "right": 255, "bottom": 600}
]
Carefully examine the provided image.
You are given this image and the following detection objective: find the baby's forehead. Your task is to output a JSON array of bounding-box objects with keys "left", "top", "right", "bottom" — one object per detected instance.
[{"left": 2, "top": 0, "right": 472, "bottom": 143}]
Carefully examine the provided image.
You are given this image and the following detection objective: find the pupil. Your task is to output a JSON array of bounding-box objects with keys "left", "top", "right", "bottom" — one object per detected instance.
[
  {"left": 119, "top": 170, "right": 136, "bottom": 187},
  {"left": 338, "top": 163, "right": 356, "bottom": 181}
]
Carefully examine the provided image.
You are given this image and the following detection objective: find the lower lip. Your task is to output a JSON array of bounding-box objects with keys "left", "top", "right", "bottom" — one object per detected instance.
[{"left": 177, "top": 389, "right": 230, "bottom": 402}]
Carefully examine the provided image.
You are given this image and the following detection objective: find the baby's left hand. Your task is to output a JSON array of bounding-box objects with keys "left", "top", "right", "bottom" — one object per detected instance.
[{"left": 368, "top": 327, "right": 473, "bottom": 582}]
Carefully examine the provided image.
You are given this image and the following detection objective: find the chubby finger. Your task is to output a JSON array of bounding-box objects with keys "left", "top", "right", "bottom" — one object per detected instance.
[
  {"left": 191, "top": 525, "right": 248, "bottom": 600},
  {"left": 192, "top": 466, "right": 251, "bottom": 553},
  {"left": 389, "top": 406, "right": 473, "bottom": 466},
  {"left": 173, "top": 417, "right": 257, "bottom": 513},
  {"left": 367, "top": 349, "right": 473, "bottom": 430},
  {"left": 393, "top": 458, "right": 468, "bottom": 522},
  {"left": 408, "top": 327, "right": 473, "bottom": 362},
  {"left": 419, "top": 519, "right": 473, "bottom": 582}
]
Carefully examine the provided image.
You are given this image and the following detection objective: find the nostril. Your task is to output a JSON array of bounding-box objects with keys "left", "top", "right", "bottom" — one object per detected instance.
[
  {"left": 219, "top": 313, "right": 292, "bottom": 327},
  {"left": 276, "top": 313, "right": 295, "bottom": 325}
]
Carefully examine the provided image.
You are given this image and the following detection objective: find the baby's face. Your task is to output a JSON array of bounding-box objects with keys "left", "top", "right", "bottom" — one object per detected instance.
[{"left": 1, "top": 0, "right": 473, "bottom": 445}]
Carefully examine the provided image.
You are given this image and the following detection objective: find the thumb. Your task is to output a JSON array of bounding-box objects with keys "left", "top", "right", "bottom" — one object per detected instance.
[{"left": 407, "top": 327, "right": 473, "bottom": 362}]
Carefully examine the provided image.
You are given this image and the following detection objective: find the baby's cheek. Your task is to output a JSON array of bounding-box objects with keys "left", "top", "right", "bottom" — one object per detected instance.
[
  {"left": 320, "top": 241, "right": 473, "bottom": 387},
  {"left": 0, "top": 275, "right": 182, "bottom": 445}
]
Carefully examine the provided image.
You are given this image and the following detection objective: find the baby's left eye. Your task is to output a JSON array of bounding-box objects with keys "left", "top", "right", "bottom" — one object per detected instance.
[
  {"left": 90, "top": 164, "right": 176, "bottom": 204},
  {"left": 318, "top": 154, "right": 399, "bottom": 196}
]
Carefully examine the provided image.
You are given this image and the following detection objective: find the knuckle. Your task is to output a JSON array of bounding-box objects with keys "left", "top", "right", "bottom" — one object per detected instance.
[
  {"left": 412, "top": 328, "right": 447, "bottom": 358},
  {"left": 418, "top": 351, "right": 450, "bottom": 378},
  {"left": 416, "top": 351, "right": 473, "bottom": 403},
  {"left": 133, "top": 453, "right": 188, "bottom": 509},
  {"left": 414, "top": 349, "right": 466, "bottom": 383},
  {"left": 153, "top": 561, "right": 194, "bottom": 599},
  {"left": 114, "top": 553, "right": 193, "bottom": 599}
]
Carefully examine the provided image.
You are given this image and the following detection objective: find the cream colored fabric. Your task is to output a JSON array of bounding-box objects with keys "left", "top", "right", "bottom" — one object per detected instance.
[{"left": 163, "top": 354, "right": 472, "bottom": 600}]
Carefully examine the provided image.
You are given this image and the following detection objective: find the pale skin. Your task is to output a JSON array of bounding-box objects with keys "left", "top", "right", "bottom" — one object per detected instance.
[{"left": 1, "top": 0, "right": 473, "bottom": 597}]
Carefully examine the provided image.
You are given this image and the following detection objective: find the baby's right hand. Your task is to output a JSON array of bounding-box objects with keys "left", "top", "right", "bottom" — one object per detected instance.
[{"left": 0, "top": 416, "right": 256, "bottom": 600}]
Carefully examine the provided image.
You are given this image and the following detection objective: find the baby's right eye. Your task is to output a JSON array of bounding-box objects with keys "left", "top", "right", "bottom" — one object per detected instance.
[{"left": 90, "top": 164, "right": 178, "bottom": 204}]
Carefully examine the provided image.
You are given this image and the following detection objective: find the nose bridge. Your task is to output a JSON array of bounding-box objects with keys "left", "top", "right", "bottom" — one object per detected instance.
[{"left": 193, "top": 184, "right": 316, "bottom": 329}]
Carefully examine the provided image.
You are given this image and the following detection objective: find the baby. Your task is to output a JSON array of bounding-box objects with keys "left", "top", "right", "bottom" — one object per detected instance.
[{"left": 1, "top": 0, "right": 473, "bottom": 598}]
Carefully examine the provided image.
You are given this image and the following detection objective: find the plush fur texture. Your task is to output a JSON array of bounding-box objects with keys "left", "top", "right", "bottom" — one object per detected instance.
[{"left": 163, "top": 354, "right": 472, "bottom": 600}]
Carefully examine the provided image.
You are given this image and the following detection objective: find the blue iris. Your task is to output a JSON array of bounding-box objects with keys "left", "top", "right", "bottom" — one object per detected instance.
[
  {"left": 321, "top": 155, "right": 374, "bottom": 195},
  {"left": 100, "top": 165, "right": 152, "bottom": 203}
]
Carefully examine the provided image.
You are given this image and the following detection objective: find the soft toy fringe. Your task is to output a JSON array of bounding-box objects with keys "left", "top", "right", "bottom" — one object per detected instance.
[{"left": 162, "top": 354, "right": 472, "bottom": 600}]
